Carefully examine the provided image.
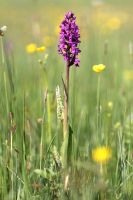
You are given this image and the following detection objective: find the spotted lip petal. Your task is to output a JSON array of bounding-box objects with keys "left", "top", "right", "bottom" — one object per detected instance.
[{"left": 58, "top": 11, "right": 81, "bottom": 67}]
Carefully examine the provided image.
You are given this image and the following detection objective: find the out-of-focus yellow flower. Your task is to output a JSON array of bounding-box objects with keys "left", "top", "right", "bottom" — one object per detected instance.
[
  {"left": 105, "top": 17, "right": 121, "bottom": 31},
  {"left": 92, "top": 64, "right": 106, "bottom": 73},
  {"left": 92, "top": 10, "right": 128, "bottom": 35},
  {"left": 55, "top": 25, "right": 60, "bottom": 35},
  {"left": 26, "top": 43, "right": 37, "bottom": 54},
  {"left": 124, "top": 70, "right": 133, "bottom": 80},
  {"left": 92, "top": 146, "right": 112, "bottom": 163},
  {"left": 54, "top": 15, "right": 64, "bottom": 36},
  {"left": 36, "top": 46, "right": 46, "bottom": 52},
  {"left": 108, "top": 101, "right": 113, "bottom": 109},
  {"left": 43, "top": 36, "right": 54, "bottom": 47}
]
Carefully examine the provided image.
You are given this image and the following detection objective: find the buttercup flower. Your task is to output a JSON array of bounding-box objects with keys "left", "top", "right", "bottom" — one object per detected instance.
[
  {"left": 58, "top": 11, "right": 81, "bottom": 67},
  {"left": 124, "top": 70, "right": 133, "bottom": 80},
  {"left": 105, "top": 17, "right": 121, "bottom": 31},
  {"left": 26, "top": 43, "right": 37, "bottom": 54},
  {"left": 92, "top": 146, "right": 112, "bottom": 163},
  {"left": 36, "top": 46, "right": 46, "bottom": 52},
  {"left": 92, "top": 64, "right": 106, "bottom": 73},
  {"left": 55, "top": 25, "right": 60, "bottom": 35}
]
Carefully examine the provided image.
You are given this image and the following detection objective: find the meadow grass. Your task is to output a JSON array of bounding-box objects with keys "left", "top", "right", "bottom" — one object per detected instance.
[{"left": 0, "top": 0, "right": 133, "bottom": 199}]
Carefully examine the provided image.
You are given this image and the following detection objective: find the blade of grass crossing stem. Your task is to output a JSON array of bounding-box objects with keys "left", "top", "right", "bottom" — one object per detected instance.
[
  {"left": 42, "top": 68, "right": 51, "bottom": 144},
  {"left": 67, "top": 125, "right": 73, "bottom": 166},
  {"left": 0, "top": 37, "right": 4, "bottom": 65},
  {"left": 22, "top": 93, "right": 31, "bottom": 199},
  {"left": 40, "top": 90, "right": 47, "bottom": 170},
  {"left": 4, "top": 40, "right": 14, "bottom": 93},
  {"left": 47, "top": 92, "right": 52, "bottom": 144}
]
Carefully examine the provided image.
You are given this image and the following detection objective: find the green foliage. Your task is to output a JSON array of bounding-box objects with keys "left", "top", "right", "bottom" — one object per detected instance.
[{"left": 1, "top": 0, "right": 133, "bottom": 199}]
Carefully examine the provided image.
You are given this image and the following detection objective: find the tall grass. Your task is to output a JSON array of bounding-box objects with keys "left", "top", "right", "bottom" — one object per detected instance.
[{"left": 0, "top": 1, "right": 133, "bottom": 199}]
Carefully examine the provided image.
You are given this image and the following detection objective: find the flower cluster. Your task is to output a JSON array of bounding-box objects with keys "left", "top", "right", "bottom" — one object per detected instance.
[
  {"left": 58, "top": 11, "right": 81, "bottom": 67},
  {"left": 26, "top": 43, "right": 46, "bottom": 54},
  {"left": 92, "top": 64, "right": 106, "bottom": 73}
]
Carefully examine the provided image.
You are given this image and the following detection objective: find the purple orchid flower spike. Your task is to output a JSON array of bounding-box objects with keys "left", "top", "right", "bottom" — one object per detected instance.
[
  {"left": 58, "top": 11, "right": 81, "bottom": 67},
  {"left": 58, "top": 11, "right": 81, "bottom": 144}
]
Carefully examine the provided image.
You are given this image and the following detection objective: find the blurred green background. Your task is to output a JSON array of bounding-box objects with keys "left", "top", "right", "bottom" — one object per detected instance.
[{"left": 1, "top": 0, "right": 133, "bottom": 199}]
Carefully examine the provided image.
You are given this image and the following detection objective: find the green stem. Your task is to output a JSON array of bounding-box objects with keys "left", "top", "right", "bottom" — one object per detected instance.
[
  {"left": 97, "top": 75, "right": 101, "bottom": 142},
  {"left": 40, "top": 99, "right": 46, "bottom": 170},
  {"left": 4, "top": 72, "right": 9, "bottom": 120},
  {"left": 43, "top": 68, "right": 51, "bottom": 144},
  {"left": 64, "top": 62, "right": 70, "bottom": 138},
  {"left": 0, "top": 37, "right": 5, "bottom": 65}
]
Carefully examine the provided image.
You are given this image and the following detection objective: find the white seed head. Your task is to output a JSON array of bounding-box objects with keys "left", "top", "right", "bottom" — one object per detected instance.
[
  {"left": 2, "top": 26, "right": 7, "bottom": 32},
  {"left": 56, "top": 85, "right": 64, "bottom": 121},
  {"left": 0, "top": 26, "right": 7, "bottom": 32},
  {"left": 0, "top": 25, "right": 7, "bottom": 36}
]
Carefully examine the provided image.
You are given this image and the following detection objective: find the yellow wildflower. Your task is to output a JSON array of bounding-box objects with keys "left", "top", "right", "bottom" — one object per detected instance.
[
  {"left": 92, "top": 64, "right": 106, "bottom": 73},
  {"left": 105, "top": 17, "right": 121, "bottom": 31},
  {"left": 26, "top": 43, "right": 37, "bottom": 54},
  {"left": 55, "top": 25, "right": 60, "bottom": 35},
  {"left": 124, "top": 70, "right": 133, "bottom": 80},
  {"left": 92, "top": 146, "right": 112, "bottom": 163},
  {"left": 55, "top": 15, "right": 64, "bottom": 36},
  {"left": 92, "top": 9, "right": 128, "bottom": 35},
  {"left": 36, "top": 46, "right": 46, "bottom": 52}
]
